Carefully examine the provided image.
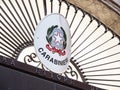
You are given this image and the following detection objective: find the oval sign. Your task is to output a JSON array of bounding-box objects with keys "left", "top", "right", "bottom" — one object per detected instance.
[{"left": 34, "top": 13, "right": 71, "bottom": 73}]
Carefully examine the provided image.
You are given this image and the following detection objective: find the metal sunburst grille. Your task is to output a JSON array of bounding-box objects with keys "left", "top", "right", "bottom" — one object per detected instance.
[{"left": 0, "top": 0, "right": 120, "bottom": 90}]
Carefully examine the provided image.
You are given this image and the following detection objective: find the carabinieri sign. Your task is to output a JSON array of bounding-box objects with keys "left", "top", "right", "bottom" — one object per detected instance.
[{"left": 34, "top": 13, "right": 71, "bottom": 73}]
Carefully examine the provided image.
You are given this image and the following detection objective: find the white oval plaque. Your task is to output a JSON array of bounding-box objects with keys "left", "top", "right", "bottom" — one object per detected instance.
[{"left": 34, "top": 13, "right": 71, "bottom": 73}]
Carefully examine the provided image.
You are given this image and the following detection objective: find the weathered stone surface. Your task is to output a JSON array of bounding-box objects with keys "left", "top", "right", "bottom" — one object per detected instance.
[{"left": 66, "top": 0, "right": 120, "bottom": 36}]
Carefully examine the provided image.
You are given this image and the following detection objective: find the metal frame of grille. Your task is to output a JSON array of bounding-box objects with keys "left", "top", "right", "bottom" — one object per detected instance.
[{"left": 1, "top": 0, "right": 120, "bottom": 90}]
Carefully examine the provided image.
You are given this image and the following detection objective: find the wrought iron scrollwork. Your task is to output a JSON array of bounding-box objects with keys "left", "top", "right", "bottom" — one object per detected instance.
[
  {"left": 24, "top": 53, "right": 79, "bottom": 80},
  {"left": 64, "top": 65, "right": 78, "bottom": 80},
  {"left": 24, "top": 53, "right": 40, "bottom": 64},
  {"left": 1, "top": 0, "right": 120, "bottom": 89},
  {"left": 24, "top": 53, "right": 50, "bottom": 70}
]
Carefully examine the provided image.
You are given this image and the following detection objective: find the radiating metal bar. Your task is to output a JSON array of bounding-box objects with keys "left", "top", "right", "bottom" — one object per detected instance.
[
  {"left": 28, "top": 0, "right": 37, "bottom": 25},
  {"left": 1, "top": 32, "right": 17, "bottom": 49},
  {"left": 2, "top": 0, "right": 29, "bottom": 43},
  {"left": 9, "top": 0, "right": 32, "bottom": 41},
  {"left": 85, "top": 74, "right": 120, "bottom": 77},
  {"left": 88, "top": 82, "right": 120, "bottom": 87},
  {"left": 72, "top": 23, "right": 100, "bottom": 56},
  {"left": 71, "top": 13, "right": 85, "bottom": 39},
  {"left": 58, "top": 0, "right": 62, "bottom": 13},
  {"left": 72, "top": 16, "right": 93, "bottom": 48},
  {"left": 35, "top": 0, "right": 41, "bottom": 20},
  {"left": 15, "top": 0, "right": 34, "bottom": 37},
  {"left": 0, "top": 51, "right": 12, "bottom": 58},
  {"left": 78, "top": 52, "right": 120, "bottom": 67},
  {"left": 65, "top": 3, "right": 70, "bottom": 18},
  {"left": 43, "top": 0, "right": 47, "bottom": 15},
  {"left": 86, "top": 78, "right": 120, "bottom": 82},
  {"left": 21, "top": 0, "right": 35, "bottom": 30},
  {"left": 1, "top": 41, "right": 15, "bottom": 53},
  {"left": 0, "top": 46, "right": 14, "bottom": 56},
  {"left": 74, "top": 30, "right": 107, "bottom": 62},
  {"left": 69, "top": 8, "right": 78, "bottom": 28},
  {"left": 1, "top": 13, "right": 23, "bottom": 45},
  {"left": 1, "top": 1, "right": 26, "bottom": 43},
  {"left": 82, "top": 60, "right": 120, "bottom": 70},
  {"left": 84, "top": 67, "right": 120, "bottom": 73},
  {"left": 79, "top": 44, "right": 119, "bottom": 66},
  {"left": 75, "top": 37, "right": 113, "bottom": 60},
  {"left": 50, "top": 0, "right": 53, "bottom": 13},
  {"left": 0, "top": 25, "right": 20, "bottom": 47}
]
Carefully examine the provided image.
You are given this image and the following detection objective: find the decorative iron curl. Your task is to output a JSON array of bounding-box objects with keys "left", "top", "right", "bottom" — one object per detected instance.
[
  {"left": 24, "top": 53, "right": 40, "bottom": 64},
  {"left": 64, "top": 65, "right": 78, "bottom": 80},
  {"left": 24, "top": 53, "right": 49, "bottom": 70},
  {"left": 24, "top": 53, "right": 79, "bottom": 80}
]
